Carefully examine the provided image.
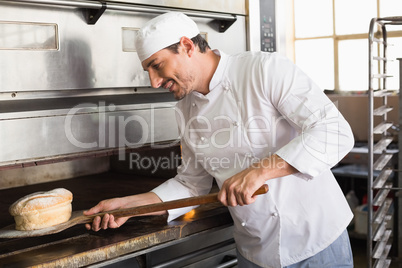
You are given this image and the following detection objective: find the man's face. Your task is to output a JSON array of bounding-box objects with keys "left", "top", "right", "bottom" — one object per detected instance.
[{"left": 142, "top": 48, "right": 195, "bottom": 100}]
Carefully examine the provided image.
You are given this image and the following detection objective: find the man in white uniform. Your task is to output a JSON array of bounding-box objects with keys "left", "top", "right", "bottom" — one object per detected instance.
[{"left": 85, "top": 12, "right": 355, "bottom": 267}]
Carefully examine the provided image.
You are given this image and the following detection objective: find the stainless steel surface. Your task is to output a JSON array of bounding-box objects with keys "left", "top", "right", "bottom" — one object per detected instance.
[
  {"left": 399, "top": 57, "right": 402, "bottom": 264},
  {"left": 4, "top": 0, "right": 101, "bottom": 9},
  {"left": 0, "top": 21, "right": 58, "bottom": 50},
  {"left": 368, "top": 17, "right": 379, "bottom": 268},
  {"left": 0, "top": 1, "right": 246, "bottom": 94},
  {"left": 3, "top": 0, "right": 240, "bottom": 22},
  {"left": 107, "top": 0, "right": 246, "bottom": 15},
  {"left": 0, "top": 157, "right": 110, "bottom": 189},
  {"left": 0, "top": 4, "right": 150, "bottom": 91},
  {"left": 0, "top": 97, "right": 179, "bottom": 165},
  {"left": 0, "top": 1, "right": 258, "bottom": 266},
  {"left": 368, "top": 16, "right": 402, "bottom": 268},
  {"left": 0, "top": 1, "right": 249, "bottom": 264},
  {"left": 105, "top": 4, "right": 238, "bottom": 20},
  {"left": 87, "top": 225, "right": 236, "bottom": 268},
  {"left": 246, "top": 0, "right": 261, "bottom": 51},
  {"left": 0, "top": 1, "right": 247, "bottom": 167},
  {"left": 2, "top": 0, "right": 246, "bottom": 15}
]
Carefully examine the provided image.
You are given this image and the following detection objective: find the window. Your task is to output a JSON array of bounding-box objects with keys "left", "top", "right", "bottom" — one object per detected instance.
[{"left": 293, "top": 0, "right": 402, "bottom": 91}]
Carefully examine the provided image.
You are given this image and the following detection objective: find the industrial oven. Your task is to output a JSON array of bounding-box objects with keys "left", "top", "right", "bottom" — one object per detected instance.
[{"left": 0, "top": 0, "right": 277, "bottom": 267}]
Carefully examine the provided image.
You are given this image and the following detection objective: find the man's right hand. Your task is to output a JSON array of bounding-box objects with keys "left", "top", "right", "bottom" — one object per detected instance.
[
  {"left": 84, "top": 197, "right": 132, "bottom": 231},
  {"left": 83, "top": 192, "right": 165, "bottom": 232}
]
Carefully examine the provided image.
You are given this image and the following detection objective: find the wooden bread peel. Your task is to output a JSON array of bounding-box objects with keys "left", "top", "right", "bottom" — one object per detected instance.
[{"left": 0, "top": 184, "right": 268, "bottom": 238}]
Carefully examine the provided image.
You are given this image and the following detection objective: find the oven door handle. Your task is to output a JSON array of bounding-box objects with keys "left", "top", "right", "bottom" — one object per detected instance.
[{"left": 0, "top": 0, "right": 238, "bottom": 21}]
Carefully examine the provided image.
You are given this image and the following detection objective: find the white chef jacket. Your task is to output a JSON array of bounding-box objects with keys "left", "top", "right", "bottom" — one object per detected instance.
[{"left": 152, "top": 50, "right": 354, "bottom": 267}]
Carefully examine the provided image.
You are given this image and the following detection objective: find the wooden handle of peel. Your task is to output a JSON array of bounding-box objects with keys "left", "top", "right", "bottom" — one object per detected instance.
[{"left": 84, "top": 184, "right": 269, "bottom": 223}]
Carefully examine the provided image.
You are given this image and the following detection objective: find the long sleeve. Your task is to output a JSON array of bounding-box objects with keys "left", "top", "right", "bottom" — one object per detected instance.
[
  {"left": 151, "top": 106, "right": 214, "bottom": 222},
  {"left": 267, "top": 55, "right": 354, "bottom": 178}
]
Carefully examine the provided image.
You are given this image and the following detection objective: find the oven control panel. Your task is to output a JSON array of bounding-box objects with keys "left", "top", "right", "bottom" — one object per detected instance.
[{"left": 260, "top": 0, "right": 276, "bottom": 52}]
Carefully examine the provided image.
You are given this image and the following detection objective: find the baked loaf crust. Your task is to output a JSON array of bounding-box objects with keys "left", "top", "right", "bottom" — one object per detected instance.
[{"left": 9, "top": 188, "right": 73, "bottom": 231}]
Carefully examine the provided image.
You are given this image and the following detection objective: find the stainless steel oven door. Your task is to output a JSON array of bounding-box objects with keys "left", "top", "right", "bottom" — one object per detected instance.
[{"left": 0, "top": 1, "right": 247, "bottom": 166}]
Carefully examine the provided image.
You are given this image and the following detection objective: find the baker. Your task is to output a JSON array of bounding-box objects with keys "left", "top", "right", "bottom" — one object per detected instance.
[{"left": 84, "top": 12, "right": 355, "bottom": 267}]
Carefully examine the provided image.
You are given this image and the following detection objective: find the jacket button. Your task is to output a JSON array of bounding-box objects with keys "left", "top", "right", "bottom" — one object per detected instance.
[
  {"left": 241, "top": 222, "right": 246, "bottom": 226},
  {"left": 272, "top": 212, "right": 278, "bottom": 217}
]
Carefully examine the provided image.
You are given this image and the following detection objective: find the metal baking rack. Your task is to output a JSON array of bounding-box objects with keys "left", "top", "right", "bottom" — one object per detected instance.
[{"left": 368, "top": 16, "right": 402, "bottom": 268}]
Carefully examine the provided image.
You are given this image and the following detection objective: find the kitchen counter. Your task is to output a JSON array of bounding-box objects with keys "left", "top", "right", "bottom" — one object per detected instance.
[{"left": 0, "top": 172, "right": 233, "bottom": 267}]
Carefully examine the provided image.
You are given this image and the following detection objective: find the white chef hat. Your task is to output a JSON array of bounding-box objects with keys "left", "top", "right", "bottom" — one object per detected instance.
[{"left": 135, "top": 12, "right": 200, "bottom": 62}]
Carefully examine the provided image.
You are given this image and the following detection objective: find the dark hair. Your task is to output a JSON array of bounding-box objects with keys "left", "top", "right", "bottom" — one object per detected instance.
[{"left": 165, "top": 34, "right": 210, "bottom": 54}]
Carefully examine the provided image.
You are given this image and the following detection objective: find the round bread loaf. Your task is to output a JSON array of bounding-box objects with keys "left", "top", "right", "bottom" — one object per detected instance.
[{"left": 9, "top": 188, "right": 73, "bottom": 231}]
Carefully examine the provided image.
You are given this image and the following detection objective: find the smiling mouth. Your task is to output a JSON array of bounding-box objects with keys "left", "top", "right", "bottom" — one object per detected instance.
[{"left": 163, "top": 80, "right": 174, "bottom": 91}]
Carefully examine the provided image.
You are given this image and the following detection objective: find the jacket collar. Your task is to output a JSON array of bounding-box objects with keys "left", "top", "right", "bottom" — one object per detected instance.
[{"left": 209, "top": 49, "right": 228, "bottom": 91}]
